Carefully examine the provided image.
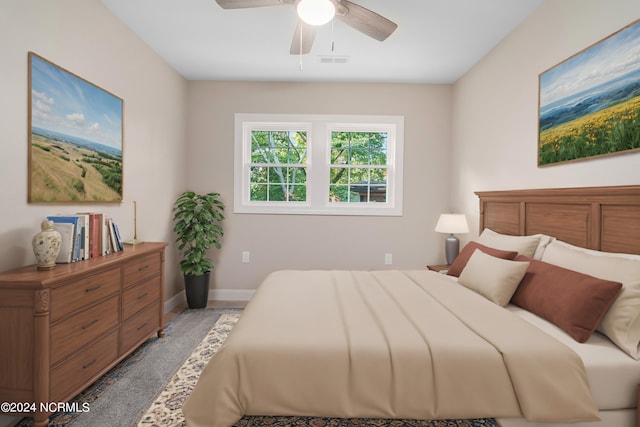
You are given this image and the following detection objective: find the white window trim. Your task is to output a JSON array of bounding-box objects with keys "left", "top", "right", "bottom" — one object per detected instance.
[{"left": 234, "top": 113, "right": 404, "bottom": 216}]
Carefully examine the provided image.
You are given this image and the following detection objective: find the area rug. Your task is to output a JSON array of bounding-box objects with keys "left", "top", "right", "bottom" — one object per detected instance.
[
  {"left": 15, "top": 307, "right": 239, "bottom": 427},
  {"left": 139, "top": 315, "right": 500, "bottom": 427}
]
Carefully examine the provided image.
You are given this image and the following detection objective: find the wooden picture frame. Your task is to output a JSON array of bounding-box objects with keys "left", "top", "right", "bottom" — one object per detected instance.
[
  {"left": 28, "top": 52, "right": 123, "bottom": 203},
  {"left": 538, "top": 19, "right": 640, "bottom": 167}
]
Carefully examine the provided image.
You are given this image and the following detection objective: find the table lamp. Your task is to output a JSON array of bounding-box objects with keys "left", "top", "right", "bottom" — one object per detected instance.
[{"left": 435, "top": 213, "right": 469, "bottom": 265}]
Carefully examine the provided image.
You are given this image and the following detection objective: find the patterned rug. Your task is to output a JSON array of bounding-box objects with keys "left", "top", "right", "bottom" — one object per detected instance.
[
  {"left": 15, "top": 307, "right": 233, "bottom": 427},
  {"left": 138, "top": 314, "right": 500, "bottom": 427}
]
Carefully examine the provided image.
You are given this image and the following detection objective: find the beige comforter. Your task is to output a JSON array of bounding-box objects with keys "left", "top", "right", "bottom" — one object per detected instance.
[{"left": 182, "top": 270, "right": 599, "bottom": 427}]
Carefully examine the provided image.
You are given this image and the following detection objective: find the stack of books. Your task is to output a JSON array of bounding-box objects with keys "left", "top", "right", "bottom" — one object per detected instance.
[{"left": 46, "top": 214, "right": 125, "bottom": 263}]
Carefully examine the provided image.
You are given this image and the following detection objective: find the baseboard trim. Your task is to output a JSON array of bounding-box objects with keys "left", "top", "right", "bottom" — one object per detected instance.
[
  {"left": 210, "top": 288, "right": 255, "bottom": 301},
  {"left": 164, "top": 288, "right": 255, "bottom": 313},
  {"left": 164, "top": 290, "right": 186, "bottom": 313}
]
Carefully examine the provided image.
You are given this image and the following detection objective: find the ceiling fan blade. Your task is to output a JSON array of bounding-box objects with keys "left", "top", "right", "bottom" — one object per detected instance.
[
  {"left": 215, "top": 0, "right": 292, "bottom": 9},
  {"left": 335, "top": 0, "right": 397, "bottom": 41},
  {"left": 290, "top": 21, "right": 316, "bottom": 55}
]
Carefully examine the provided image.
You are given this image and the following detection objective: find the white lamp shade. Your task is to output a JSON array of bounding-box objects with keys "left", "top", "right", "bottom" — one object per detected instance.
[
  {"left": 297, "top": 0, "right": 336, "bottom": 26},
  {"left": 435, "top": 214, "right": 469, "bottom": 234}
]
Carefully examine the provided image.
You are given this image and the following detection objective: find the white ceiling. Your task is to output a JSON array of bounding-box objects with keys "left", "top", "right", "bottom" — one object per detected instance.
[{"left": 101, "top": 0, "right": 543, "bottom": 83}]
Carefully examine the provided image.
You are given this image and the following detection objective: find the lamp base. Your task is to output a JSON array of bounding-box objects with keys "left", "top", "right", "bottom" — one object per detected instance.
[
  {"left": 445, "top": 234, "right": 460, "bottom": 265},
  {"left": 124, "top": 238, "right": 144, "bottom": 246}
]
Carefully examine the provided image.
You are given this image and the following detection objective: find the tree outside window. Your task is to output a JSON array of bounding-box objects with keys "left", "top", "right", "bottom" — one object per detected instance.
[
  {"left": 249, "top": 130, "right": 307, "bottom": 202},
  {"left": 329, "top": 131, "right": 387, "bottom": 203},
  {"left": 235, "top": 114, "right": 403, "bottom": 216}
]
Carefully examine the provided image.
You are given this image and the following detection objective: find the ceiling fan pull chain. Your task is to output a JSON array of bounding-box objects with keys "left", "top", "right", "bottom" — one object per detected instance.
[
  {"left": 331, "top": 19, "right": 335, "bottom": 52},
  {"left": 299, "top": 25, "right": 304, "bottom": 71}
]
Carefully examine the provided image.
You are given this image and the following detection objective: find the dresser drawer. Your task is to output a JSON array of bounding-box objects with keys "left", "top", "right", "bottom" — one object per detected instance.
[
  {"left": 122, "top": 275, "right": 161, "bottom": 320},
  {"left": 123, "top": 253, "right": 160, "bottom": 288},
  {"left": 50, "top": 295, "right": 119, "bottom": 366},
  {"left": 51, "top": 268, "right": 120, "bottom": 322},
  {"left": 121, "top": 302, "right": 160, "bottom": 353},
  {"left": 50, "top": 329, "right": 118, "bottom": 402}
]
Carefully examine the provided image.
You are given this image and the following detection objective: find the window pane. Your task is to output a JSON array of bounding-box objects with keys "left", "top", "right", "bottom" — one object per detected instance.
[
  {"left": 250, "top": 184, "right": 268, "bottom": 201},
  {"left": 330, "top": 131, "right": 388, "bottom": 166},
  {"left": 331, "top": 148, "right": 348, "bottom": 165},
  {"left": 370, "top": 183, "right": 387, "bottom": 203},
  {"left": 370, "top": 168, "right": 387, "bottom": 182},
  {"left": 350, "top": 180, "right": 387, "bottom": 203},
  {"left": 290, "top": 187, "right": 306, "bottom": 201},
  {"left": 329, "top": 184, "right": 359, "bottom": 203},
  {"left": 369, "top": 148, "right": 387, "bottom": 165},
  {"left": 266, "top": 167, "right": 280, "bottom": 183},
  {"left": 251, "top": 130, "right": 307, "bottom": 164},
  {"left": 329, "top": 131, "right": 389, "bottom": 204},
  {"left": 267, "top": 184, "right": 286, "bottom": 201},
  {"left": 369, "top": 132, "right": 388, "bottom": 165},
  {"left": 250, "top": 166, "right": 307, "bottom": 202},
  {"left": 328, "top": 167, "right": 388, "bottom": 203},
  {"left": 350, "top": 167, "right": 369, "bottom": 183},
  {"left": 330, "top": 167, "right": 349, "bottom": 185},
  {"left": 250, "top": 166, "right": 267, "bottom": 183},
  {"left": 287, "top": 134, "right": 307, "bottom": 164}
]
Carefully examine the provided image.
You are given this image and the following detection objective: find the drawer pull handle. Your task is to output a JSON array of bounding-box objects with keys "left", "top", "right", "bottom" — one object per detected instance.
[
  {"left": 137, "top": 321, "right": 148, "bottom": 331},
  {"left": 82, "top": 319, "right": 98, "bottom": 330},
  {"left": 83, "top": 359, "right": 97, "bottom": 369},
  {"left": 85, "top": 285, "right": 102, "bottom": 292},
  {"left": 137, "top": 292, "right": 149, "bottom": 300},
  {"left": 137, "top": 265, "right": 150, "bottom": 272}
]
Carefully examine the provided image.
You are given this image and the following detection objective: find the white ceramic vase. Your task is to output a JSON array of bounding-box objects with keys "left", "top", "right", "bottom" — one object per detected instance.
[{"left": 32, "top": 220, "right": 62, "bottom": 270}]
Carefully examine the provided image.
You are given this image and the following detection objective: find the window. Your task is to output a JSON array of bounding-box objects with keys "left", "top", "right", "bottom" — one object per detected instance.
[
  {"left": 329, "top": 129, "right": 388, "bottom": 204},
  {"left": 234, "top": 114, "right": 403, "bottom": 216},
  {"left": 249, "top": 129, "right": 308, "bottom": 203}
]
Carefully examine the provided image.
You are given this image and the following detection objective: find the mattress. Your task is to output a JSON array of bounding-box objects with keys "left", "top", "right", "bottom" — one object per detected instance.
[{"left": 508, "top": 305, "right": 640, "bottom": 411}]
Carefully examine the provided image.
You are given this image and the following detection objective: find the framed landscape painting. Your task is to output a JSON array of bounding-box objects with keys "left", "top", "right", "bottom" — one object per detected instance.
[
  {"left": 28, "top": 52, "right": 123, "bottom": 202},
  {"left": 538, "top": 19, "right": 640, "bottom": 166}
]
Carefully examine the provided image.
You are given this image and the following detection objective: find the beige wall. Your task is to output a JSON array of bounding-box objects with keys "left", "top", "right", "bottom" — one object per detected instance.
[
  {"left": 0, "top": 0, "right": 188, "bottom": 301},
  {"left": 451, "top": 0, "right": 640, "bottom": 240},
  {"left": 4, "top": 0, "right": 637, "bottom": 300},
  {"left": 187, "top": 82, "right": 453, "bottom": 294}
]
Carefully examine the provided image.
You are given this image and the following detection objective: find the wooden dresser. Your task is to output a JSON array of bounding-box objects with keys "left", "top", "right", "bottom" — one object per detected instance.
[{"left": 0, "top": 242, "right": 167, "bottom": 427}]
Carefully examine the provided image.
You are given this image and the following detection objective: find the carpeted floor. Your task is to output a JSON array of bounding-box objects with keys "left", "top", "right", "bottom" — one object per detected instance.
[
  {"left": 18, "top": 307, "right": 500, "bottom": 427},
  {"left": 16, "top": 307, "right": 238, "bottom": 427}
]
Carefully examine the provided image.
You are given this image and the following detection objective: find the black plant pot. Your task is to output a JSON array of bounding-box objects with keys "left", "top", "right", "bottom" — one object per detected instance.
[{"left": 184, "top": 271, "right": 210, "bottom": 309}]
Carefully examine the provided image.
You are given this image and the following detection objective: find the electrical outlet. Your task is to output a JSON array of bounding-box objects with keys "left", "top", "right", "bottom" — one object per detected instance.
[
  {"left": 242, "top": 251, "right": 250, "bottom": 263},
  {"left": 385, "top": 253, "right": 392, "bottom": 265}
]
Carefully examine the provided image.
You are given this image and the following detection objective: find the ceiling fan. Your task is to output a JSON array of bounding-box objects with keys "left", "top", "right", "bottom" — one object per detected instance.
[{"left": 214, "top": 0, "right": 398, "bottom": 55}]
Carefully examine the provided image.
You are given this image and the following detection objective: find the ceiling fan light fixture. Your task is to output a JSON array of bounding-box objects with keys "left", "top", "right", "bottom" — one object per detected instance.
[{"left": 297, "top": 0, "right": 335, "bottom": 26}]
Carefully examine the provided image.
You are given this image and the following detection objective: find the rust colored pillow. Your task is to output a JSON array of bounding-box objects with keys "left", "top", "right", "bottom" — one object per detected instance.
[
  {"left": 447, "top": 241, "right": 518, "bottom": 277},
  {"left": 511, "top": 255, "right": 623, "bottom": 343}
]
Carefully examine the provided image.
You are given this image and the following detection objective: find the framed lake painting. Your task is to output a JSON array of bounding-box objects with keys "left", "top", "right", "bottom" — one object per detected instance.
[
  {"left": 28, "top": 52, "right": 123, "bottom": 202},
  {"left": 538, "top": 19, "right": 640, "bottom": 166}
]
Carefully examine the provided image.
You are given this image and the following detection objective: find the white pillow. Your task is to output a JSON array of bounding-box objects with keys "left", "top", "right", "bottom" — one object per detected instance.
[
  {"left": 531, "top": 234, "right": 556, "bottom": 260},
  {"left": 477, "top": 228, "right": 545, "bottom": 259},
  {"left": 458, "top": 249, "right": 530, "bottom": 307},
  {"left": 542, "top": 240, "right": 640, "bottom": 359},
  {"left": 546, "top": 239, "right": 640, "bottom": 261}
]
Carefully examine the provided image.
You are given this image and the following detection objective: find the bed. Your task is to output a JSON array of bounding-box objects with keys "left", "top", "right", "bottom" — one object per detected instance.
[{"left": 182, "top": 185, "right": 640, "bottom": 427}]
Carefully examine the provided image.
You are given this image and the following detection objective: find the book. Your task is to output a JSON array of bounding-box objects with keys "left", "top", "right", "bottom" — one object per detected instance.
[
  {"left": 88, "top": 213, "right": 101, "bottom": 258},
  {"left": 50, "top": 222, "right": 75, "bottom": 264},
  {"left": 75, "top": 213, "right": 90, "bottom": 260},
  {"left": 102, "top": 215, "right": 112, "bottom": 255},
  {"left": 107, "top": 218, "right": 119, "bottom": 252},
  {"left": 47, "top": 216, "right": 81, "bottom": 262},
  {"left": 112, "top": 221, "right": 125, "bottom": 251}
]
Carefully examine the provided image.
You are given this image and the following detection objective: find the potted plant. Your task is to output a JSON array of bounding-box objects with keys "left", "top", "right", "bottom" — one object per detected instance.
[{"left": 172, "top": 191, "right": 225, "bottom": 309}]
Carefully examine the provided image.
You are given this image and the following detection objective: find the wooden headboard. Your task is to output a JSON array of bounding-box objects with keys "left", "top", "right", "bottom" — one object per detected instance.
[{"left": 475, "top": 185, "right": 640, "bottom": 256}]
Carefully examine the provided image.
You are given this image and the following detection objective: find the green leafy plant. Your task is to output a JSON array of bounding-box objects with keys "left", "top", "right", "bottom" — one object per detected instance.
[{"left": 172, "top": 191, "right": 225, "bottom": 276}]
